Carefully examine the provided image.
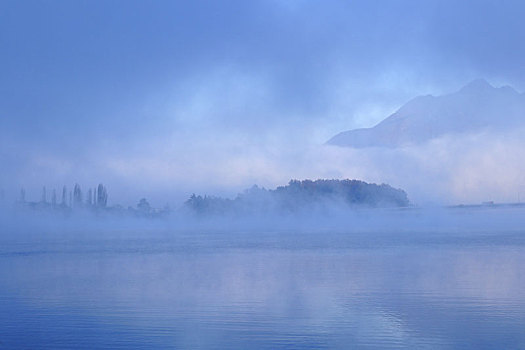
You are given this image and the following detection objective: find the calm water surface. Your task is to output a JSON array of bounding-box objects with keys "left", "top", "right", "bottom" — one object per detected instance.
[{"left": 0, "top": 225, "right": 524, "bottom": 349}]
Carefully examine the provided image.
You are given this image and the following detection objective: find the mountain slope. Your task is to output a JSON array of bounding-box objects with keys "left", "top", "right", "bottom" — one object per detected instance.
[{"left": 327, "top": 79, "right": 525, "bottom": 148}]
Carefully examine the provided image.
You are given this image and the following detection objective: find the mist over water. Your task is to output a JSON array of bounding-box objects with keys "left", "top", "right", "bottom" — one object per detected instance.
[
  {"left": 0, "top": 204, "right": 525, "bottom": 348},
  {"left": 1, "top": 206, "right": 525, "bottom": 349}
]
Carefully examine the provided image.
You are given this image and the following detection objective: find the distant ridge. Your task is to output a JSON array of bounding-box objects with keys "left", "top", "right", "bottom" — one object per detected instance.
[{"left": 327, "top": 79, "right": 525, "bottom": 148}]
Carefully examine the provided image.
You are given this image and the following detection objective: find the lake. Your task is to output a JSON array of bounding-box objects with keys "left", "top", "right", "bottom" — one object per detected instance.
[{"left": 1, "top": 209, "right": 524, "bottom": 349}]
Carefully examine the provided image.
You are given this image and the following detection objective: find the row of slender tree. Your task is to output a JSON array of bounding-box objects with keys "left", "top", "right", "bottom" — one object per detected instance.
[{"left": 18, "top": 183, "right": 108, "bottom": 208}]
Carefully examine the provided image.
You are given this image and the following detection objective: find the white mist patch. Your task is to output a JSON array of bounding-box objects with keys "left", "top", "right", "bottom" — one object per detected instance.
[{"left": 317, "top": 130, "right": 525, "bottom": 204}]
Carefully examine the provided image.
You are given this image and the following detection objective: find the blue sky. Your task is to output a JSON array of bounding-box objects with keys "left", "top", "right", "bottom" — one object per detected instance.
[{"left": 2, "top": 0, "right": 525, "bottom": 205}]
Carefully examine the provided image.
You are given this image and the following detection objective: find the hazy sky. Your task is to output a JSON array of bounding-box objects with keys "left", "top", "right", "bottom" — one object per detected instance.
[{"left": 2, "top": 0, "right": 525, "bottom": 205}]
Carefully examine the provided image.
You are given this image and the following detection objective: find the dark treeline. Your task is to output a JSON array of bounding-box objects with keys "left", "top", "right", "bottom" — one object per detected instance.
[
  {"left": 184, "top": 179, "right": 410, "bottom": 216},
  {"left": 16, "top": 184, "right": 108, "bottom": 209},
  {"left": 4, "top": 179, "right": 410, "bottom": 219},
  {"left": 10, "top": 183, "right": 168, "bottom": 218}
]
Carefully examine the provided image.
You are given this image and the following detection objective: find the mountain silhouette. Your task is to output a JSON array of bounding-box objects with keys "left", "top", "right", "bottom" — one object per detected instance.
[{"left": 327, "top": 79, "right": 525, "bottom": 148}]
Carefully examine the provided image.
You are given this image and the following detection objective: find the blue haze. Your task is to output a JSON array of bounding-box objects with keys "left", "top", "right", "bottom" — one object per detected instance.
[
  {"left": 1, "top": 3, "right": 525, "bottom": 348},
  {"left": 2, "top": 0, "right": 525, "bottom": 204}
]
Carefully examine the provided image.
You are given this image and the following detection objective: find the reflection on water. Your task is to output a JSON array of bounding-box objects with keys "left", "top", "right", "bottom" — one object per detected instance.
[{"left": 0, "top": 229, "right": 524, "bottom": 349}]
